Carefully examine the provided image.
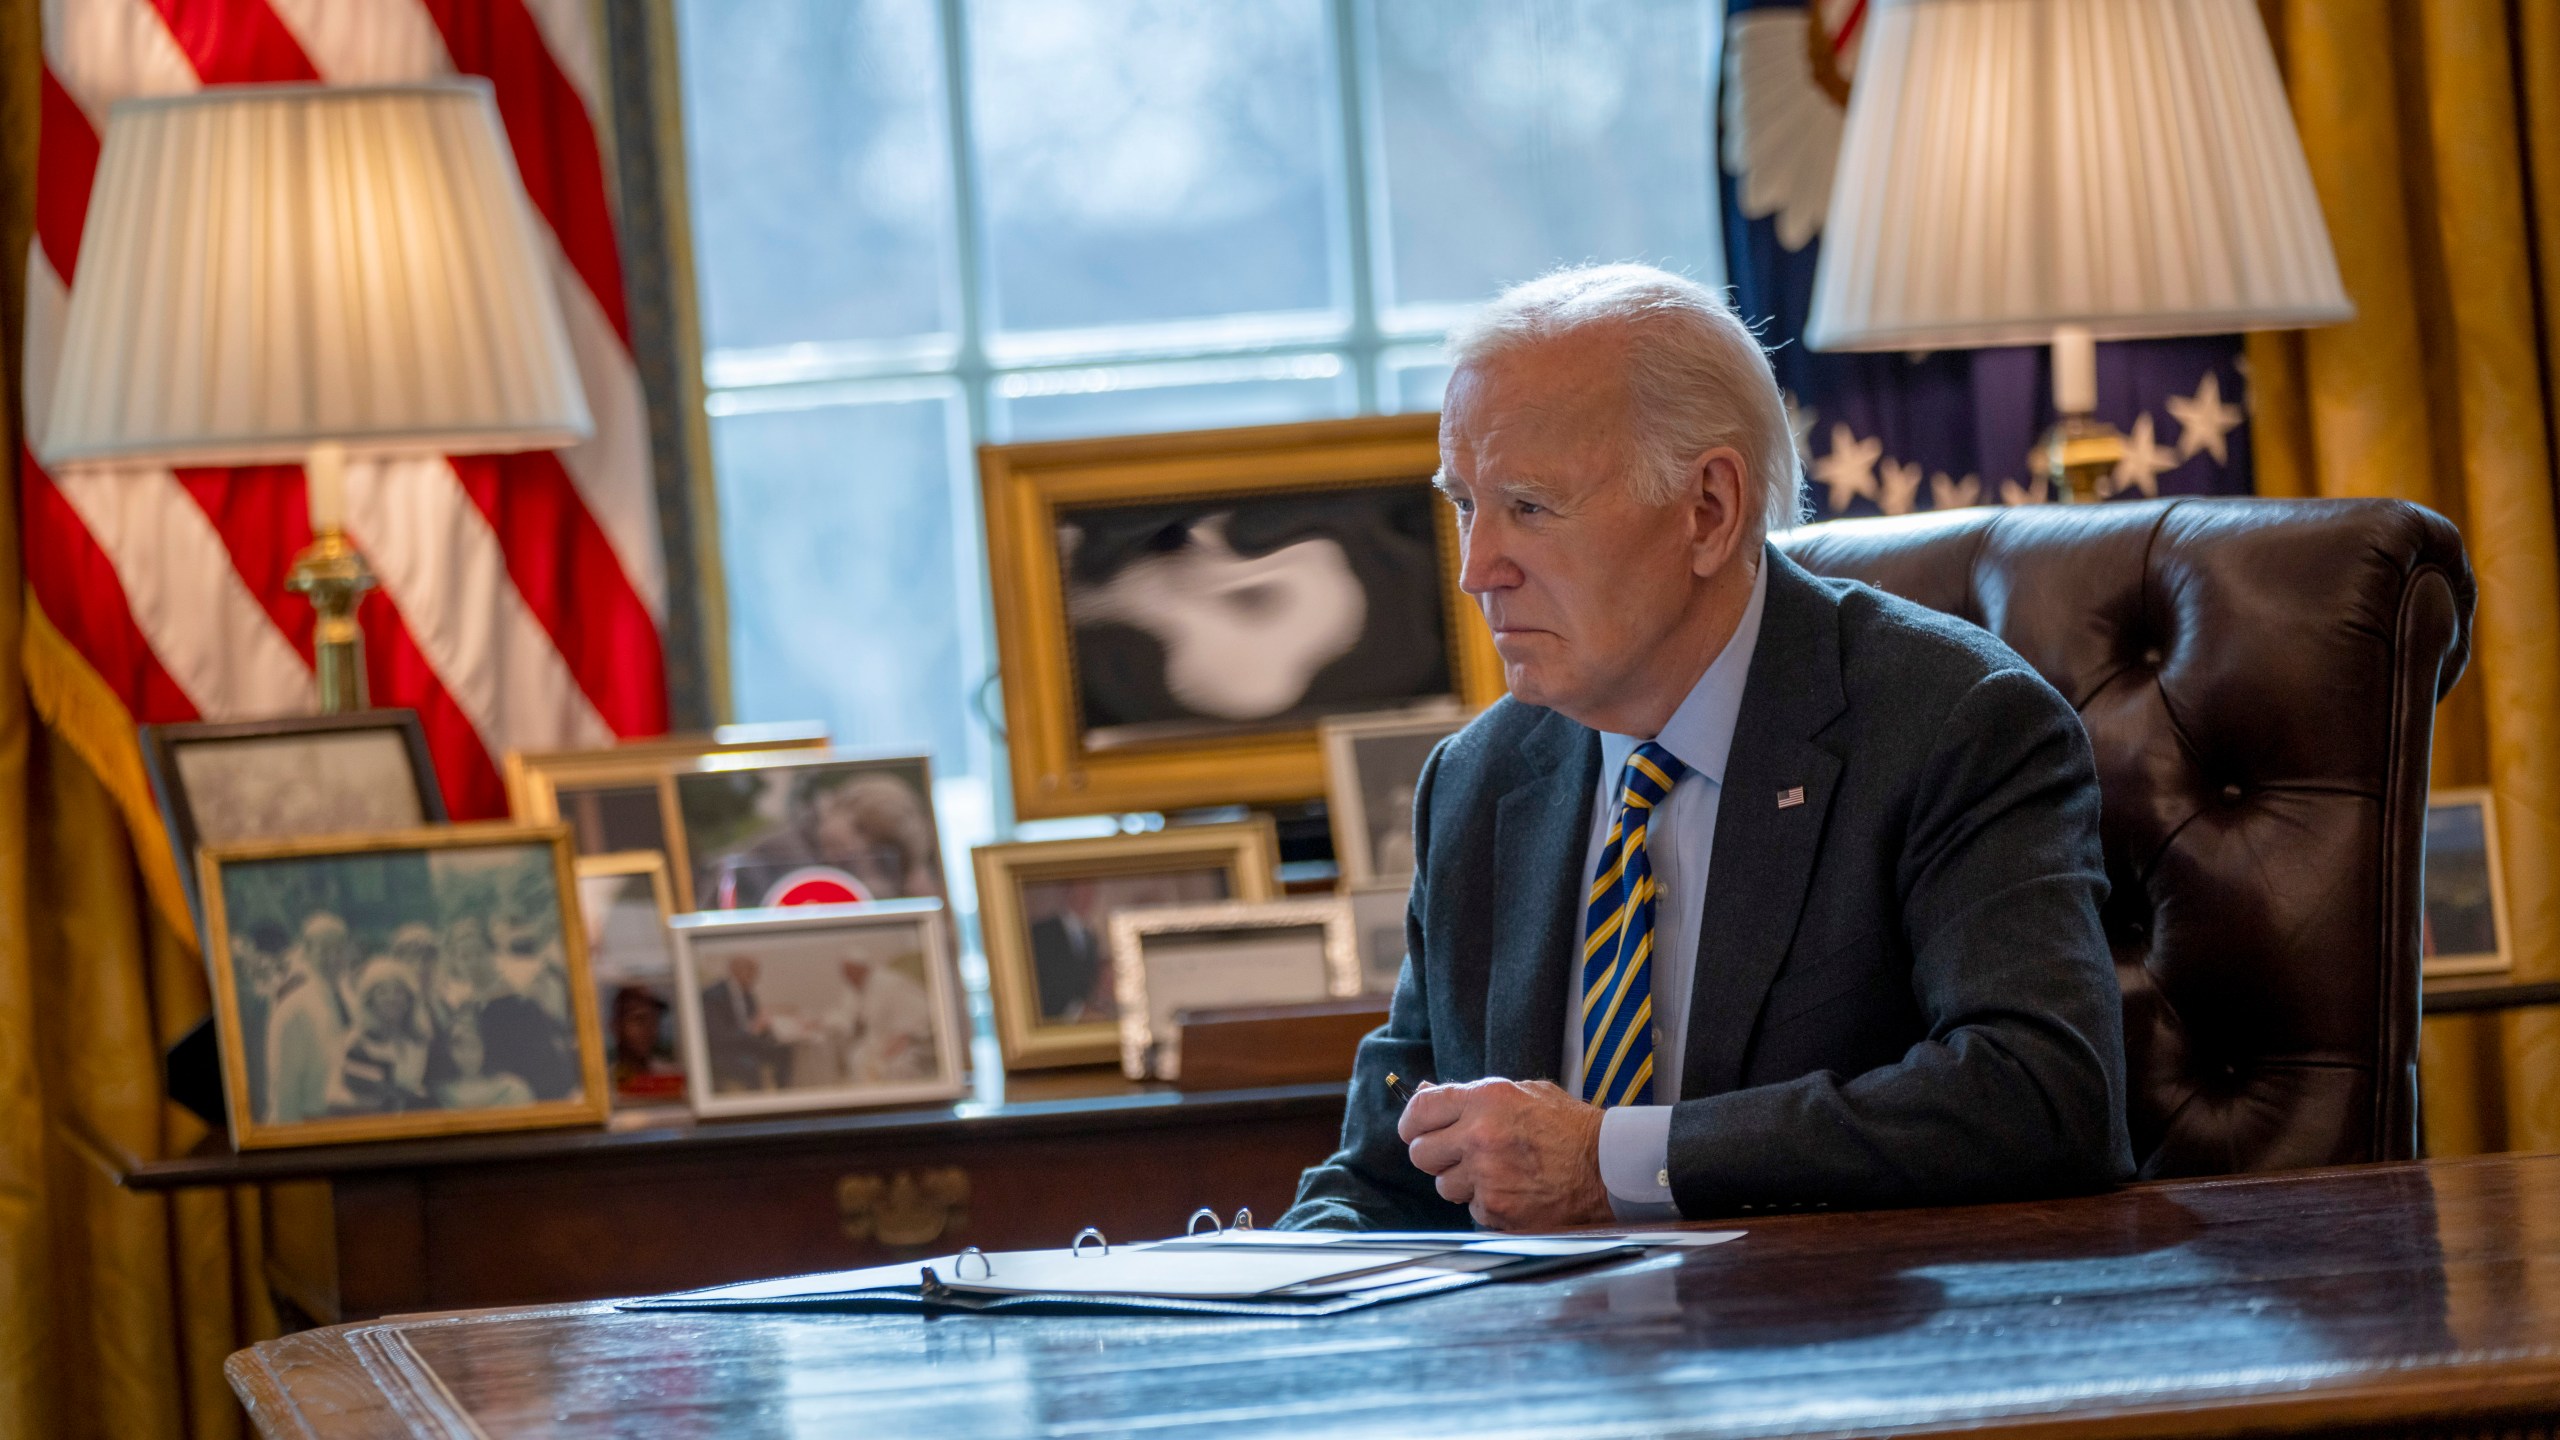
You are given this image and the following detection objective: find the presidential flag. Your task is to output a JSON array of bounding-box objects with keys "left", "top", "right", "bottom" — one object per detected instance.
[
  {"left": 25, "top": 0, "right": 668, "bottom": 929},
  {"left": 1719, "top": 0, "right": 2255, "bottom": 520}
]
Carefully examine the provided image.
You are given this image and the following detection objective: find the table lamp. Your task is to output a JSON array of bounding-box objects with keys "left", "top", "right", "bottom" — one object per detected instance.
[
  {"left": 36, "top": 79, "right": 591, "bottom": 710},
  {"left": 1803, "top": 0, "right": 2351, "bottom": 502}
]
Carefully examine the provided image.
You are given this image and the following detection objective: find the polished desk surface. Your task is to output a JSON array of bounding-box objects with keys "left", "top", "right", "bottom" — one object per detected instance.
[{"left": 229, "top": 1152, "right": 2560, "bottom": 1439}]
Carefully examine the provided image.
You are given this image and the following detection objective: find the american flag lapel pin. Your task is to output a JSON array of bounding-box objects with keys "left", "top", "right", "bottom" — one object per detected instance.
[{"left": 1777, "top": 785, "right": 1806, "bottom": 809}]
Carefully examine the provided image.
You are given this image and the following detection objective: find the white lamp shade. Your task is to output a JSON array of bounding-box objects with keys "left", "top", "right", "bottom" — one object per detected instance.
[
  {"left": 1805, "top": 0, "right": 2352, "bottom": 353},
  {"left": 39, "top": 80, "right": 591, "bottom": 467}
]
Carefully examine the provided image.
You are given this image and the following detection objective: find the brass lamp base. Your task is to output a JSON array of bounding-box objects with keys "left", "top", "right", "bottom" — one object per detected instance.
[
  {"left": 286, "top": 526, "right": 376, "bottom": 713},
  {"left": 2035, "top": 413, "right": 2126, "bottom": 505}
]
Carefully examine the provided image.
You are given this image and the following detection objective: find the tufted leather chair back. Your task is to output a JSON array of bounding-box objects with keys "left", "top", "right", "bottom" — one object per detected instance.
[{"left": 1777, "top": 498, "right": 2475, "bottom": 1179}]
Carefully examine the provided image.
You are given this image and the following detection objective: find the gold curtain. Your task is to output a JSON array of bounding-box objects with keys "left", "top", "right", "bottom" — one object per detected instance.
[
  {"left": 2248, "top": 0, "right": 2560, "bottom": 1154},
  {"left": 1, "top": 1, "right": 274, "bottom": 1435}
]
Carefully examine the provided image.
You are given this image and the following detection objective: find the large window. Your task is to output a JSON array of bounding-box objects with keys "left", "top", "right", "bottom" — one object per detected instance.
[{"left": 674, "top": 0, "right": 1725, "bottom": 897}]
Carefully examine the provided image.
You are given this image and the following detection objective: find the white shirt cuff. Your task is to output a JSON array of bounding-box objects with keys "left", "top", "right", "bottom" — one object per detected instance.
[{"left": 1597, "top": 1105, "right": 1680, "bottom": 1221}]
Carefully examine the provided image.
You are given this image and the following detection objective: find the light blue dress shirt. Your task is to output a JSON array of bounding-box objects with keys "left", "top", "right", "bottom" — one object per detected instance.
[{"left": 1565, "top": 561, "right": 1769, "bottom": 1219}]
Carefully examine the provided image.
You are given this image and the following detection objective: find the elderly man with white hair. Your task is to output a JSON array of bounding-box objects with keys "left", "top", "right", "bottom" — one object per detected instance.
[{"left": 1280, "top": 264, "right": 2132, "bottom": 1232}]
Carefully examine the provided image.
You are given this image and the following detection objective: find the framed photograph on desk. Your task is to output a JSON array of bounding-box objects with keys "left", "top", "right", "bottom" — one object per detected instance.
[
  {"left": 982, "top": 415, "right": 1504, "bottom": 819},
  {"left": 670, "top": 900, "right": 968, "bottom": 1119},
  {"left": 974, "top": 819, "right": 1282, "bottom": 1071},
  {"left": 672, "top": 752, "right": 946, "bottom": 913},
  {"left": 1111, "top": 898, "right": 1360, "bottom": 1081},
  {"left": 575, "top": 853, "right": 686, "bottom": 1107},
  {"left": 507, "top": 725, "right": 831, "bottom": 883},
  {"left": 140, "top": 709, "right": 445, "bottom": 937},
  {"left": 1320, "top": 705, "right": 1470, "bottom": 886},
  {"left": 2423, "top": 787, "right": 2512, "bottom": 978},
  {"left": 199, "top": 822, "right": 609, "bottom": 1150}
]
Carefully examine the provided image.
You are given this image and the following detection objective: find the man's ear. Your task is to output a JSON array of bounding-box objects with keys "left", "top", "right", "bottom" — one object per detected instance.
[{"left": 1689, "top": 447, "right": 1752, "bottom": 578}]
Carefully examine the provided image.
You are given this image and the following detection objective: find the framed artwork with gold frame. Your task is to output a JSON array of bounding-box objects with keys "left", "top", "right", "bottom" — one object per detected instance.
[
  {"left": 505, "top": 724, "right": 829, "bottom": 888},
  {"left": 2422, "top": 787, "right": 2512, "bottom": 979},
  {"left": 574, "top": 852, "right": 687, "bottom": 1107},
  {"left": 200, "top": 822, "right": 610, "bottom": 1151},
  {"left": 1109, "top": 897, "right": 1361, "bottom": 1081},
  {"left": 973, "top": 819, "right": 1282, "bottom": 1071},
  {"left": 982, "top": 414, "right": 1503, "bottom": 819}
]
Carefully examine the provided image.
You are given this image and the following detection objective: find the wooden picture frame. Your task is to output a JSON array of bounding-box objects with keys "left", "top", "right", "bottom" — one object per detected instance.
[
  {"left": 973, "top": 819, "right": 1282, "bottom": 1071},
  {"left": 669, "top": 899, "right": 969, "bottom": 1119},
  {"left": 141, "top": 709, "right": 446, "bottom": 942},
  {"left": 574, "top": 852, "right": 687, "bottom": 1107},
  {"left": 1320, "top": 705, "right": 1470, "bottom": 886},
  {"left": 2423, "top": 787, "right": 2513, "bottom": 979},
  {"left": 1109, "top": 897, "right": 1361, "bottom": 1081},
  {"left": 505, "top": 725, "right": 831, "bottom": 886},
  {"left": 199, "top": 822, "right": 610, "bottom": 1151},
  {"left": 982, "top": 414, "right": 1504, "bottom": 819}
]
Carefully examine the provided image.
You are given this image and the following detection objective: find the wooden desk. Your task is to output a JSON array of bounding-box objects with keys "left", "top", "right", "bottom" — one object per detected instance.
[
  {"left": 87, "top": 1071, "right": 1347, "bottom": 1324},
  {"left": 228, "top": 1152, "right": 2560, "bottom": 1439}
]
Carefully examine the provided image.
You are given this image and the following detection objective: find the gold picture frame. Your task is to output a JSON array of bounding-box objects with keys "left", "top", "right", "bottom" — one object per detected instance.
[
  {"left": 1320, "top": 704, "right": 1471, "bottom": 887},
  {"left": 508, "top": 727, "right": 830, "bottom": 906},
  {"left": 200, "top": 822, "right": 611, "bottom": 1151},
  {"left": 1109, "top": 897, "right": 1361, "bottom": 1081},
  {"left": 574, "top": 851, "right": 687, "bottom": 1107},
  {"left": 981, "top": 414, "right": 1504, "bottom": 819},
  {"left": 973, "top": 819, "right": 1282, "bottom": 1071},
  {"left": 2423, "top": 786, "right": 2513, "bottom": 979}
]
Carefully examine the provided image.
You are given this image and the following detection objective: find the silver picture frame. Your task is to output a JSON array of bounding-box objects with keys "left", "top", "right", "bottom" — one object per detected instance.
[{"left": 1109, "top": 898, "right": 1361, "bottom": 1080}]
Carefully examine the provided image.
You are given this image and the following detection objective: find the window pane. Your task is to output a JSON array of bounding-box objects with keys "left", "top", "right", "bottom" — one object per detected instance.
[
  {"left": 1385, "top": 355, "right": 1451, "bottom": 413},
  {"left": 711, "top": 391, "right": 981, "bottom": 781},
  {"left": 967, "top": 0, "right": 1342, "bottom": 334},
  {"left": 1368, "top": 0, "right": 1720, "bottom": 317},
  {"left": 676, "top": 0, "right": 956, "bottom": 352},
  {"left": 992, "top": 357, "right": 1357, "bottom": 441}
]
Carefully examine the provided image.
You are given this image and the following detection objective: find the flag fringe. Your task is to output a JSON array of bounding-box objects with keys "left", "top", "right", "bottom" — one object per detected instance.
[{"left": 20, "top": 591, "right": 197, "bottom": 950}]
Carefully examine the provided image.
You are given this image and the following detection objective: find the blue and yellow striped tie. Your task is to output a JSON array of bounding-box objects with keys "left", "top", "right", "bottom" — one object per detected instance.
[{"left": 1580, "top": 741, "right": 1688, "bottom": 1108}]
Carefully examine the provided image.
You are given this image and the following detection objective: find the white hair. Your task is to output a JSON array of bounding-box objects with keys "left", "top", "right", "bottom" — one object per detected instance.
[{"left": 1443, "top": 263, "right": 1803, "bottom": 534}]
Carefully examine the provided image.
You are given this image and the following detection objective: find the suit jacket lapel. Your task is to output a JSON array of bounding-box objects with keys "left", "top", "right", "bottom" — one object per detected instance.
[
  {"left": 1484, "top": 709, "right": 1598, "bottom": 1082},
  {"left": 1683, "top": 549, "right": 1849, "bottom": 1099}
]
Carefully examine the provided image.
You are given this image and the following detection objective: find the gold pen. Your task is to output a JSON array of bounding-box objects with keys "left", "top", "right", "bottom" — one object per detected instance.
[{"left": 1384, "top": 1071, "right": 1427, "bottom": 1104}]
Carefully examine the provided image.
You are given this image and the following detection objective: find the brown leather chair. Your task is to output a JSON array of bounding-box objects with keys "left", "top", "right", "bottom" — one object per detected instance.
[{"left": 1778, "top": 497, "right": 2475, "bottom": 1178}]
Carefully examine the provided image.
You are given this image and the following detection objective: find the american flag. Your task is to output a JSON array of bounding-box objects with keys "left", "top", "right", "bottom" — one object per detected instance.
[{"left": 25, "top": 0, "right": 668, "bottom": 928}]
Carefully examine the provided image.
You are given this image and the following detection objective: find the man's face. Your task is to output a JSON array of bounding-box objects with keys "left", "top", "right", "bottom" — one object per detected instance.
[{"left": 1437, "top": 331, "right": 1718, "bottom": 724}]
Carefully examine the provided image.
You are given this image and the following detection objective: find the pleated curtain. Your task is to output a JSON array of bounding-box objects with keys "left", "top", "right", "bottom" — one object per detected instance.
[{"left": 2243, "top": 0, "right": 2560, "bottom": 1155}]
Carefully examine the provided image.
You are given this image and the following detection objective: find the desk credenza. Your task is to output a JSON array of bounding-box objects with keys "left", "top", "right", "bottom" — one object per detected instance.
[
  {"left": 90, "top": 1073, "right": 1349, "bottom": 1324},
  {"left": 227, "top": 1152, "right": 2560, "bottom": 1439}
]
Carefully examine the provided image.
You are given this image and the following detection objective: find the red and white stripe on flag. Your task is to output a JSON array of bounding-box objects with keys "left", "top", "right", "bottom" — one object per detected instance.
[{"left": 23, "top": 0, "right": 671, "bottom": 930}]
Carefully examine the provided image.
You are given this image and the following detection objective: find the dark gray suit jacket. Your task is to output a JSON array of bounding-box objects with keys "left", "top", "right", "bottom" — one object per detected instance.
[{"left": 1281, "top": 549, "right": 2134, "bottom": 1228}]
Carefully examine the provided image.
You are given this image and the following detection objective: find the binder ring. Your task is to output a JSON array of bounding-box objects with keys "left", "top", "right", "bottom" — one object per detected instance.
[
  {"left": 1232, "top": 1208, "right": 1254, "bottom": 1231},
  {"left": 954, "top": 1246, "right": 992, "bottom": 1280},
  {"left": 1186, "top": 1207, "right": 1222, "bottom": 1236},
  {"left": 1072, "top": 1226, "right": 1110, "bottom": 1257}
]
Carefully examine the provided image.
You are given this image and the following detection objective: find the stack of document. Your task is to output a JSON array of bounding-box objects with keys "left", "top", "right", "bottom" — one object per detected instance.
[{"left": 621, "top": 1228, "right": 1738, "bottom": 1319}]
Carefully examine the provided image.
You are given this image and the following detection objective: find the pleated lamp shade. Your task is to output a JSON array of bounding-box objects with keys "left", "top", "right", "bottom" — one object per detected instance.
[
  {"left": 38, "top": 79, "right": 590, "bottom": 467},
  {"left": 1804, "top": 0, "right": 2352, "bottom": 353}
]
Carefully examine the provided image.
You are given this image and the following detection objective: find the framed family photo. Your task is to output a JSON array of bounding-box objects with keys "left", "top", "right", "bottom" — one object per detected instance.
[
  {"left": 982, "top": 415, "right": 1505, "bottom": 819},
  {"left": 1320, "top": 705, "right": 1470, "bottom": 886},
  {"left": 2423, "top": 787, "right": 2512, "bottom": 978},
  {"left": 1110, "top": 897, "right": 1361, "bottom": 1081},
  {"left": 670, "top": 899, "right": 968, "bottom": 1119},
  {"left": 973, "top": 819, "right": 1281, "bottom": 1071},
  {"left": 141, "top": 710, "right": 445, "bottom": 938},
  {"left": 198, "top": 822, "right": 609, "bottom": 1150},
  {"left": 575, "top": 853, "right": 685, "bottom": 1106},
  {"left": 673, "top": 752, "right": 947, "bottom": 913},
  {"left": 505, "top": 723, "right": 830, "bottom": 871}
]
